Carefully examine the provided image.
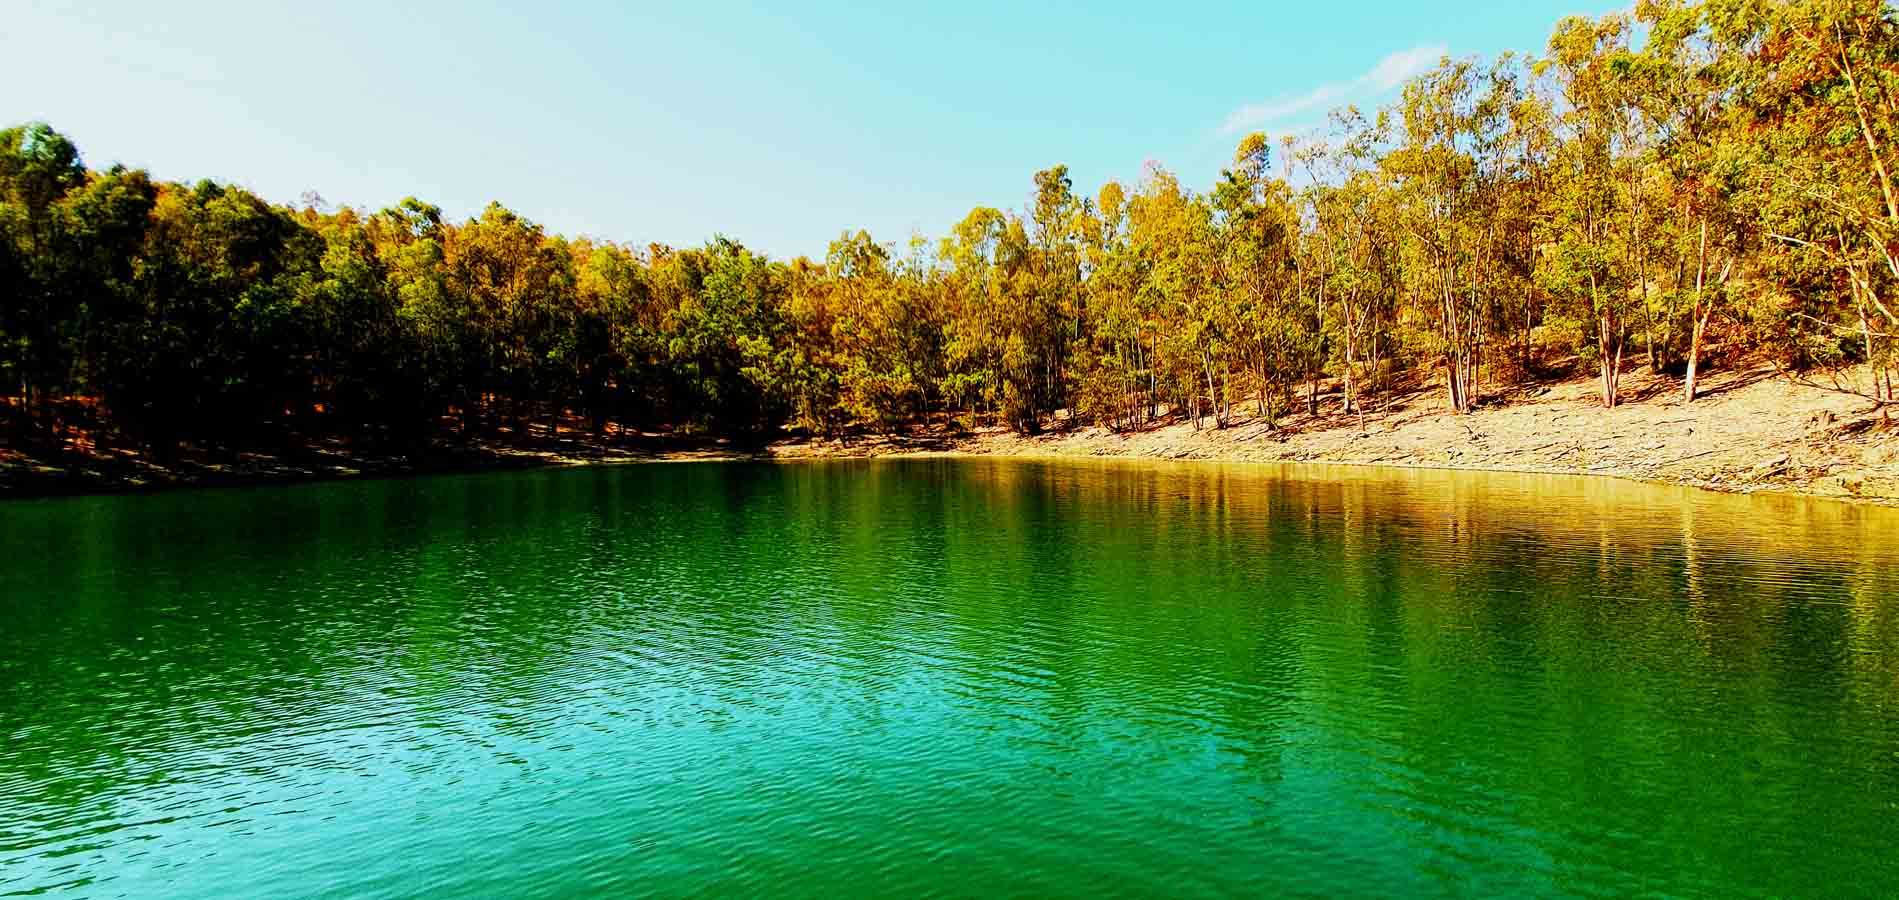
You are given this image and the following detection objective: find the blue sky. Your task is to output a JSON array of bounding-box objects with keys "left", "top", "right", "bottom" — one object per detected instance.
[{"left": 7, "top": 0, "right": 1615, "bottom": 260}]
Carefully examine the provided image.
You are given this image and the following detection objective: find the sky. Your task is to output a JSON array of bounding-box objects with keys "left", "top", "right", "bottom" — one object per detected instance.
[{"left": 7, "top": 0, "right": 1619, "bottom": 261}]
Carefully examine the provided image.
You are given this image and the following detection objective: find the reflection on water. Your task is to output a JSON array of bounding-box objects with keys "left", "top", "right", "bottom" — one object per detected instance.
[{"left": 2, "top": 460, "right": 1896, "bottom": 898}]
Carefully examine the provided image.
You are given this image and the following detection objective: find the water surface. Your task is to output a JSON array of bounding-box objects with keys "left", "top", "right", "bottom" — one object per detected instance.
[{"left": 2, "top": 460, "right": 1896, "bottom": 897}]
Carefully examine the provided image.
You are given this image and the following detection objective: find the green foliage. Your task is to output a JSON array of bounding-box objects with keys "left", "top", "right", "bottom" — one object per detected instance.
[{"left": 6, "top": 0, "right": 1899, "bottom": 452}]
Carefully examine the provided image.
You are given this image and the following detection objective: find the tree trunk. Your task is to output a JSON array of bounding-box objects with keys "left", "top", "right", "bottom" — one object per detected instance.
[
  {"left": 1599, "top": 314, "right": 1615, "bottom": 409},
  {"left": 1146, "top": 338, "right": 1158, "bottom": 423},
  {"left": 1202, "top": 352, "right": 1221, "bottom": 429},
  {"left": 1598, "top": 313, "right": 1625, "bottom": 411},
  {"left": 1342, "top": 319, "right": 1358, "bottom": 418},
  {"left": 1861, "top": 306, "right": 1879, "bottom": 399},
  {"left": 1371, "top": 332, "right": 1385, "bottom": 415},
  {"left": 1445, "top": 354, "right": 1464, "bottom": 414},
  {"left": 1685, "top": 310, "right": 1709, "bottom": 403},
  {"left": 1685, "top": 220, "right": 1710, "bottom": 403},
  {"left": 1220, "top": 365, "right": 1233, "bottom": 427},
  {"left": 1254, "top": 361, "right": 1268, "bottom": 426}
]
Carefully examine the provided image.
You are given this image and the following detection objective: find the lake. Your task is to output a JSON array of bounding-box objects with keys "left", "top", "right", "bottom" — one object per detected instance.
[{"left": 2, "top": 460, "right": 1896, "bottom": 897}]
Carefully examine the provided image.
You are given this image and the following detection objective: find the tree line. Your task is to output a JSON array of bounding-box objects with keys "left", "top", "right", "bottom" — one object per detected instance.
[{"left": 4, "top": 0, "right": 1895, "bottom": 456}]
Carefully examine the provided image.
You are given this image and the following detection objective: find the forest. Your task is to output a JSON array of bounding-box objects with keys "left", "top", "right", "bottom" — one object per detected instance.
[{"left": 3, "top": 0, "right": 1896, "bottom": 459}]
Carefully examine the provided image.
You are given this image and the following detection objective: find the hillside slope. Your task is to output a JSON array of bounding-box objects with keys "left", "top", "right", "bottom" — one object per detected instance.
[{"left": 773, "top": 365, "right": 1899, "bottom": 504}]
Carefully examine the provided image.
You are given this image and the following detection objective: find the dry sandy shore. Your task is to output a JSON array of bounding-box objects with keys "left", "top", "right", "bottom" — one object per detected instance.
[
  {"left": 766, "top": 366, "right": 1899, "bottom": 506},
  {"left": 5, "top": 365, "right": 1895, "bottom": 503}
]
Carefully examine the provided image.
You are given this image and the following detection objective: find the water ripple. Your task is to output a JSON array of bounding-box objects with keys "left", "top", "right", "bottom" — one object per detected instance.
[{"left": 1, "top": 460, "right": 1897, "bottom": 898}]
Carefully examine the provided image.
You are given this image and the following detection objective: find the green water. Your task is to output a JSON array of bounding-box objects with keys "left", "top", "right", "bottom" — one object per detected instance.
[{"left": 2, "top": 460, "right": 1897, "bottom": 898}]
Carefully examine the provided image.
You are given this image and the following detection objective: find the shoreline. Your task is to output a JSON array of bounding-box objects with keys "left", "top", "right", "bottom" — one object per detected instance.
[
  {"left": 786, "top": 448, "right": 1883, "bottom": 505},
  {"left": 5, "top": 365, "right": 1896, "bottom": 505},
  {"left": 757, "top": 363, "right": 1899, "bottom": 506}
]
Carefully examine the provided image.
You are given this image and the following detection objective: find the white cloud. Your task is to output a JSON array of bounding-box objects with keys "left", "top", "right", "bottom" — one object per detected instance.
[
  {"left": 1365, "top": 44, "right": 1447, "bottom": 91},
  {"left": 1220, "top": 85, "right": 1348, "bottom": 134},
  {"left": 1220, "top": 44, "right": 1448, "bottom": 135}
]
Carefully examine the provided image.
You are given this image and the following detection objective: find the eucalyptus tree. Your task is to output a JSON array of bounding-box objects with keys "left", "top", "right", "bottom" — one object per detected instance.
[
  {"left": 820, "top": 229, "right": 944, "bottom": 431},
  {"left": 11, "top": 0, "right": 1899, "bottom": 453},
  {"left": 29, "top": 164, "right": 157, "bottom": 438},
  {"left": 0, "top": 123, "right": 88, "bottom": 434},
  {"left": 1540, "top": 14, "right": 1642, "bottom": 408},
  {"left": 1215, "top": 133, "right": 1303, "bottom": 425},
  {"left": 667, "top": 237, "right": 794, "bottom": 433},
  {"left": 1299, "top": 110, "right": 1400, "bottom": 421},
  {"left": 443, "top": 202, "right": 577, "bottom": 435},
  {"left": 938, "top": 206, "right": 1009, "bottom": 422},
  {"left": 1386, "top": 56, "right": 1495, "bottom": 413},
  {"left": 1029, "top": 165, "right": 1085, "bottom": 426},
  {"left": 371, "top": 198, "right": 485, "bottom": 432},
  {"left": 305, "top": 207, "right": 410, "bottom": 440},
  {"left": 1621, "top": 0, "right": 1758, "bottom": 401},
  {"left": 1076, "top": 179, "right": 1151, "bottom": 430},
  {"left": 1749, "top": 0, "right": 1899, "bottom": 400},
  {"left": 1128, "top": 164, "right": 1225, "bottom": 428}
]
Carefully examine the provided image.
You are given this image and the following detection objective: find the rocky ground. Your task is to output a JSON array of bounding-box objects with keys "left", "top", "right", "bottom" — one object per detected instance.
[
  {"left": 768, "top": 365, "right": 1899, "bottom": 505},
  {"left": 0, "top": 422, "right": 754, "bottom": 496},
  {"left": 5, "top": 364, "right": 1895, "bottom": 503}
]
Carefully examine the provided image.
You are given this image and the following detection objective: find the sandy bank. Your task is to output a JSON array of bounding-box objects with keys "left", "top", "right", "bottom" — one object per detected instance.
[
  {"left": 763, "top": 366, "right": 1899, "bottom": 506},
  {"left": 4, "top": 365, "right": 1894, "bottom": 504}
]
